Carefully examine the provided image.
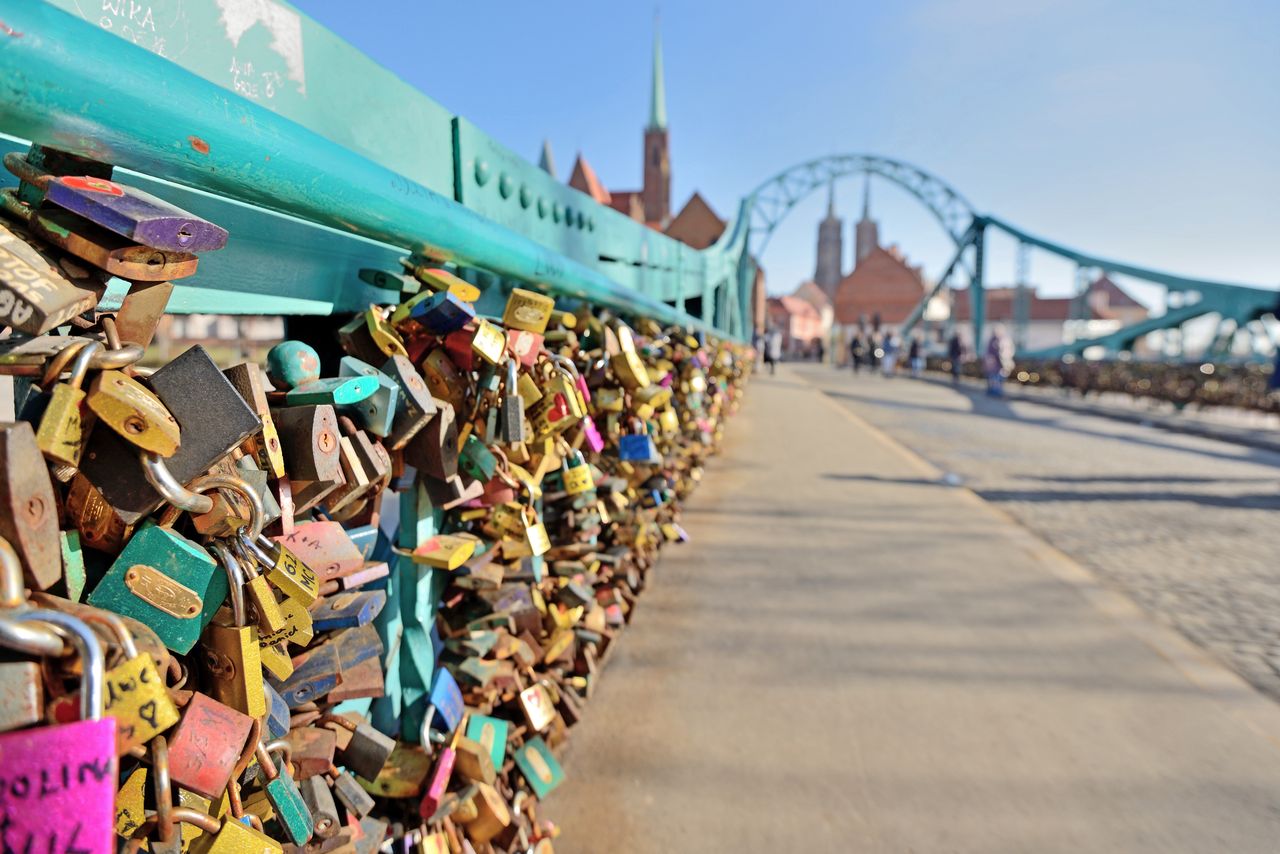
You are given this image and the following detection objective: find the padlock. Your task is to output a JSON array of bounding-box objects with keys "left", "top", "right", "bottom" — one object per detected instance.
[
  {"left": 502, "top": 288, "right": 555, "bottom": 334},
  {"left": 462, "top": 782, "right": 511, "bottom": 844},
  {"left": 0, "top": 421, "right": 62, "bottom": 589},
  {"left": 419, "top": 348, "right": 467, "bottom": 417},
  {"left": 255, "top": 740, "right": 314, "bottom": 846},
  {"left": 83, "top": 610, "right": 180, "bottom": 754},
  {"left": 0, "top": 219, "right": 104, "bottom": 335},
  {"left": 499, "top": 359, "right": 527, "bottom": 444},
  {"left": 453, "top": 736, "right": 496, "bottom": 785},
  {"left": 365, "top": 306, "right": 408, "bottom": 359},
  {"left": 79, "top": 345, "right": 262, "bottom": 524},
  {"left": 380, "top": 354, "right": 437, "bottom": 450},
  {"left": 412, "top": 266, "right": 482, "bottom": 302},
  {"left": 273, "top": 404, "right": 343, "bottom": 483},
  {"left": 203, "top": 542, "right": 268, "bottom": 719},
  {"left": 406, "top": 398, "right": 457, "bottom": 480},
  {"left": 34, "top": 337, "right": 101, "bottom": 467},
  {"left": 410, "top": 291, "right": 474, "bottom": 335},
  {"left": 323, "top": 714, "right": 396, "bottom": 781},
  {"left": 167, "top": 691, "right": 256, "bottom": 800},
  {"left": 0, "top": 608, "right": 118, "bottom": 854},
  {"left": 239, "top": 529, "right": 321, "bottom": 606},
  {"left": 84, "top": 367, "right": 181, "bottom": 456},
  {"left": 87, "top": 522, "right": 219, "bottom": 654},
  {"left": 561, "top": 450, "right": 595, "bottom": 495},
  {"left": 337, "top": 356, "right": 399, "bottom": 438},
  {"left": 465, "top": 714, "right": 509, "bottom": 770},
  {"left": 299, "top": 775, "right": 341, "bottom": 840},
  {"left": 418, "top": 720, "right": 462, "bottom": 821},
  {"left": 458, "top": 434, "right": 497, "bottom": 483},
  {"left": 29, "top": 205, "right": 200, "bottom": 282},
  {"left": 43, "top": 174, "right": 229, "bottom": 252},
  {"left": 284, "top": 375, "right": 380, "bottom": 407},
  {"left": 327, "top": 763, "right": 376, "bottom": 819},
  {"left": 224, "top": 361, "right": 287, "bottom": 479},
  {"left": 513, "top": 736, "right": 565, "bottom": 799}
]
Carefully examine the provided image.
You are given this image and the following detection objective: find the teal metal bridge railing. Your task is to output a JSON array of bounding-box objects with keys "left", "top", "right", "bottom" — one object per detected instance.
[{"left": 0, "top": 1, "right": 755, "bottom": 341}]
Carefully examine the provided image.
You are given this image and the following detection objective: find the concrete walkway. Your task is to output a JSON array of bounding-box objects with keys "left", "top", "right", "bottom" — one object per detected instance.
[{"left": 544, "top": 365, "right": 1280, "bottom": 853}]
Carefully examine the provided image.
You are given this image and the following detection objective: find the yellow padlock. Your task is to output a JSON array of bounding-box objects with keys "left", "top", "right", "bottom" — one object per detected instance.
[{"left": 35, "top": 338, "right": 101, "bottom": 466}]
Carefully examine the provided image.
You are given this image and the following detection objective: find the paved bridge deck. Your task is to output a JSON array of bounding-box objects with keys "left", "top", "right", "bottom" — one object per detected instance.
[{"left": 545, "top": 364, "right": 1280, "bottom": 853}]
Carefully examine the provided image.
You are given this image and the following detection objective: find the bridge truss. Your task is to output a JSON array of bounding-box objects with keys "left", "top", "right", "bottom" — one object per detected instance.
[{"left": 739, "top": 156, "right": 1277, "bottom": 360}]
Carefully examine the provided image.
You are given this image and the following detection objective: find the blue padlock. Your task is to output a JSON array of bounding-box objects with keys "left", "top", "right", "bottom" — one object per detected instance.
[{"left": 409, "top": 291, "right": 475, "bottom": 335}]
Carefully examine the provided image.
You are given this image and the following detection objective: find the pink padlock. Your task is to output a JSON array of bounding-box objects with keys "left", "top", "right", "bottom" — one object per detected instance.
[
  {"left": 582, "top": 416, "right": 606, "bottom": 455},
  {"left": 0, "top": 609, "right": 118, "bottom": 854}
]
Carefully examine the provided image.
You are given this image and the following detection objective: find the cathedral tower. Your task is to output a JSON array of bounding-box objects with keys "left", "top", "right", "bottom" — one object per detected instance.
[
  {"left": 814, "top": 181, "right": 844, "bottom": 297},
  {"left": 641, "top": 23, "right": 671, "bottom": 226},
  {"left": 854, "top": 173, "right": 879, "bottom": 266}
]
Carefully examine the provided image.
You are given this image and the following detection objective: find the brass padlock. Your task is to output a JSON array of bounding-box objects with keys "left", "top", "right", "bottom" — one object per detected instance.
[
  {"left": 34, "top": 337, "right": 101, "bottom": 467},
  {"left": 203, "top": 541, "right": 268, "bottom": 719},
  {"left": 85, "top": 367, "right": 181, "bottom": 456}
]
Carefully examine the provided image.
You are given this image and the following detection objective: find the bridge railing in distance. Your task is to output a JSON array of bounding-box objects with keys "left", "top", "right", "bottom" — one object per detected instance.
[{"left": 0, "top": 0, "right": 753, "bottom": 341}]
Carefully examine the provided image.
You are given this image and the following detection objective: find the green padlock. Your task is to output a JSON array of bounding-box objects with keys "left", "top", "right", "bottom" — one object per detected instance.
[
  {"left": 87, "top": 523, "right": 221, "bottom": 654},
  {"left": 458, "top": 434, "right": 497, "bottom": 483},
  {"left": 256, "top": 740, "right": 313, "bottom": 846}
]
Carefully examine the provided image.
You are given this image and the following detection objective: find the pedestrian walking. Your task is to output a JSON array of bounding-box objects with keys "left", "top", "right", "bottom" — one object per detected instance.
[
  {"left": 947, "top": 331, "right": 964, "bottom": 385},
  {"left": 984, "top": 326, "right": 1013, "bottom": 397},
  {"left": 881, "top": 334, "right": 899, "bottom": 378},
  {"left": 908, "top": 336, "right": 923, "bottom": 378},
  {"left": 849, "top": 335, "right": 865, "bottom": 374},
  {"left": 764, "top": 328, "right": 783, "bottom": 376},
  {"left": 815, "top": 338, "right": 825, "bottom": 365},
  {"left": 869, "top": 333, "right": 882, "bottom": 371}
]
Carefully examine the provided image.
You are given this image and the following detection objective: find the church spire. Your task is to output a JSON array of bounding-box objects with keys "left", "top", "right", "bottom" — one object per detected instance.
[
  {"left": 860, "top": 172, "right": 871, "bottom": 221},
  {"left": 648, "top": 15, "right": 667, "bottom": 131},
  {"left": 826, "top": 179, "right": 836, "bottom": 217}
]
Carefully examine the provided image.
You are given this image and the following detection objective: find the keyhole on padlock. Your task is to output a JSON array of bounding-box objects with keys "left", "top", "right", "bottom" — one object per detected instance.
[
  {"left": 176, "top": 225, "right": 193, "bottom": 245},
  {"left": 123, "top": 415, "right": 147, "bottom": 435},
  {"left": 318, "top": 430, "right": 336, "bottom": 453},
  {"left": 23, "top": 495, "right": 45, "bottom": 526},
  {"left": 146, "top": 252, "right": 164, "bottom": 267}
]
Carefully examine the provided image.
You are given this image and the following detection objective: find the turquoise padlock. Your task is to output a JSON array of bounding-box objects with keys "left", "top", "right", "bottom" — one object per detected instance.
[{"left": 87, "top": 523, "right": 221, "bottom": 654}]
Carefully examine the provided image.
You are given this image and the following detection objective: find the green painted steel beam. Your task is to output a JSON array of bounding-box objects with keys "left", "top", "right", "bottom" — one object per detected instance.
[
  {"left": 984, "top": 215, "right": 1274, "bottom": 298},
  {"left": 0, "top": 1, "right": 750, "bottom": 339}
]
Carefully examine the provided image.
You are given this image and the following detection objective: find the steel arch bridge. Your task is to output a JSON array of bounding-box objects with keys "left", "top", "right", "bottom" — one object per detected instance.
[{"left": 733, "top": 154, "right": 1279, "bottom": 360}]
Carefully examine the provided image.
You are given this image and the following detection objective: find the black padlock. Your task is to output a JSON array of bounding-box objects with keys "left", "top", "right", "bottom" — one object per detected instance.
[
  {"left": 272, "top": 404, "right": 343, "bottom": 483},
  {"left": 381, "top": 355, "right": 436, "bottom": 450},
  {"left": 405, "top": 399, "right": 457, "bottom": 480},
  {"left": 326, "top": 714, "right": 396, "bottom": 782}
]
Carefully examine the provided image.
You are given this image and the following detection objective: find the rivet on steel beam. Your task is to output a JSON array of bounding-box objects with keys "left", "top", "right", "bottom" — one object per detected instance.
[
  {"left": 552, "top": 202, "right": 562, "bottom": 223},
  {"left": 474, "top": 160, "right": 491, "bottom": 186},
  {"left": 536, "top": 198, "right": 547, "bottom": 218},
  {"left": 519, "top": 185, "right": 532, "bottom": 208},
  {"left": 498, "top": 174, "right": 513, "bottom": 199}
]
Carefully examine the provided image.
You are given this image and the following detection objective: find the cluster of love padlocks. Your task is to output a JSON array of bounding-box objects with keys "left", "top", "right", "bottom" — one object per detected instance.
[
  {"left": 933, "top": 354, "right": 1277, "bottom": 412},
  {"left": 0, "top": 145, "right": 749, "bottom": 853}
]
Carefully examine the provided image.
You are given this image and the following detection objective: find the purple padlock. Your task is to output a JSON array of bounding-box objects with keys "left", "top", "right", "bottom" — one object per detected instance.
[
  {"left": 0, "top": 610, "right": 117, "bottom": 854},
  {"left": 44, "top": 175, "right": 228, "bottom": 253}
]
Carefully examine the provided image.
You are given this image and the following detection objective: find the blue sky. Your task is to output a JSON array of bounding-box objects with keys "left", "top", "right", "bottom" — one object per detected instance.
[{"left": 296, "top": 0, "right": 1277, "bottom": 303}]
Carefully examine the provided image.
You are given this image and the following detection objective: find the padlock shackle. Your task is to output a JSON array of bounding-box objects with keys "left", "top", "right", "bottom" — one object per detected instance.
[
  {"left": 143, "top": 453, "right": 215, "bottom": 514},
  {"left": 14, "top": 609, "right": 104, "bottom": 719},
  {"left": 40, "top": 338, "right": 101, "bottom": 390},
  {"left": 82, "top": 610, "right": 139, "bottom": 660},
  {"left": 209, "top": 540, "right": 248, "bottom": 627},
  {"left": 239, "top": 530, "right": 280, "bottom": 568},
  {"left": 0, "top": 534, "right": 26, "bottom": 609},
  {"left": 150, "top": 734, "right": 177, "bottom": 845}
]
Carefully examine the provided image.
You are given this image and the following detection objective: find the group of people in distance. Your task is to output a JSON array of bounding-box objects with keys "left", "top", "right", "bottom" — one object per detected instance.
[{"left": 756, "top": 325, "right": 1016, "bottom": 396}]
